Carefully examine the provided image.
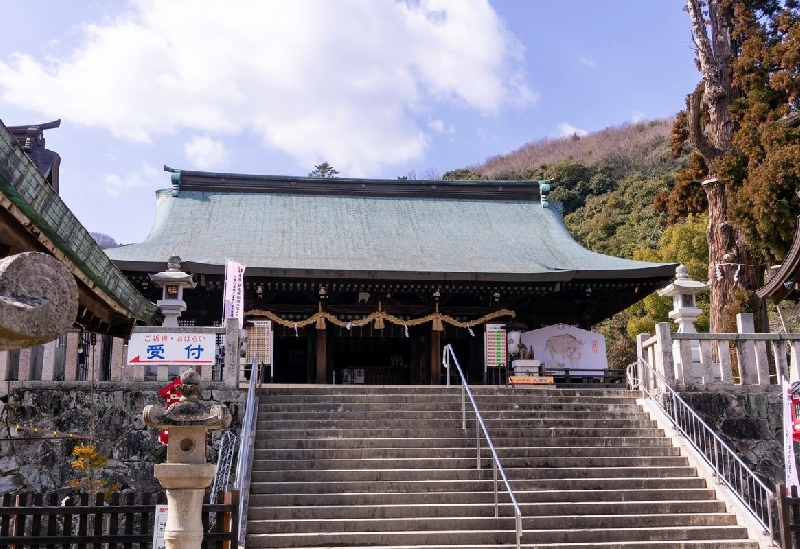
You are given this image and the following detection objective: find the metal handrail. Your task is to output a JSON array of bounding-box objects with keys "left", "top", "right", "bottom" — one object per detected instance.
[
  {"left": 234, "top": 354, "right": 261, "bottom": 544},
  {"left": 628, "top": 357, "right": 776, "bottom": 541},
  {"left": 442, "top": 344, "right": 522, "bottom": 549}
]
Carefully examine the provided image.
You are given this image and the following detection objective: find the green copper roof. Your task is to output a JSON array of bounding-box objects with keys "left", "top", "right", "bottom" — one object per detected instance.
[
  {"left": 106, "top": 169, "right": 675, "bottom": 284},
  {"left": 0, "top": 120, "right": 157, "bottom": 324}
]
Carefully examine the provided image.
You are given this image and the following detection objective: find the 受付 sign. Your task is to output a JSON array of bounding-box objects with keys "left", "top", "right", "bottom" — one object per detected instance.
[{"left": 127, "top": 332, "right": 215, "bottom": 366}]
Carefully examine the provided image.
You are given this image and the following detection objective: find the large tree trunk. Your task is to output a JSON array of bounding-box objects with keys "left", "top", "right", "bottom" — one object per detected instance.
[
  {"left": 702, "top": 178, "right": 767, "bottom": 333},
  {"left": 687, "top": 0, "right": 767, "bottom": 333}
]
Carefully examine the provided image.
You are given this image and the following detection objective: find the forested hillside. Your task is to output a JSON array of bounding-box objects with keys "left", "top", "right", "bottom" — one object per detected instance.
[{"left": 443, "top": 118, "right": 702, "bottom": 367}]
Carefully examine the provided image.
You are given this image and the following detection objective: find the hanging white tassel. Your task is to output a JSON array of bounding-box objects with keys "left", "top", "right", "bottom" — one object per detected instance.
[
  {"left": 294, "top": 322, "right": 298, "bottom": 338},
  {"left": 734, "top": 264, "right": 741, "bottom": 284},
  {"left": 468, "top": 327, "right": 475, "bottom": 337},
  {"left": 715, "top": 264, "right": 723, "bottom": 281},
  {"left": 404, "top": 324, "right": 409, "bottom": 338},
  {"left": 346, "top": 322, "right": 352, "bottom": 331}
]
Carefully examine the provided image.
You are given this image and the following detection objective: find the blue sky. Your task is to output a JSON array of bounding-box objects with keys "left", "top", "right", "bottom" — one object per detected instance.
[{"left": 0, "top": 1, "right": 699, "bottom": 244}]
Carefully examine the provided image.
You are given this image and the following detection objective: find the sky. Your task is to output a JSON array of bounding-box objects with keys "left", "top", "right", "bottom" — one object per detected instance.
[{"left": 0, "top": 0, "right": 700, "bottom": 245}]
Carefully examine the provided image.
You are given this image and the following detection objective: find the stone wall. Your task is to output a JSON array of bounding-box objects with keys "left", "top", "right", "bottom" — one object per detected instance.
[
  {"left": 678, "top": 385, "right": 785, "bottom": 487},
  {"left": 0, "top": 382, "right": 245, "bottom": 495}
]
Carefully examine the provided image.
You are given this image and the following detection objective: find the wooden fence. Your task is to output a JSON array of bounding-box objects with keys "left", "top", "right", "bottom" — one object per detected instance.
[
  {"left": 0, "top": 489, "right": 238, "bottom": 548},
  {"left": 779, "top": 484, "right": 800, "bottom": 547}
]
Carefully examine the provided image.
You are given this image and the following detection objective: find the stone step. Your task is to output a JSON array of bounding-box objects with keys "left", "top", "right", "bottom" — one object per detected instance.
[
  {"left": 252, "top": 454, "right": 689, "bottom": 470},
  {"left": 256, "top": 542, "right": 757, "bottom": 549},
  {"left": 253, "top": 435, "right": 676, "bottom": 449},
  {"left": 248, "top": 487, "right": 721, "bottom": 507},
  {"left": 258, "top": 402, "right": 645, "bottom": 413},
  {"left": 248, "top": 476, "right": 710, "bottom": 494},
  {"left": 250, "top": 464, "right": 699, "bottom": 483},
  {"left": 253, "top": 444, "right": 683, "bottom": 460},
  {"left": 255, "top": 426, "right": 666, "bottom": 439},
  {"left": 258, "top": 393, "right": 640, "bottom": 405},
  {"left": 257, "top": 387, "right": 637, "bottom": 397},
  {"left": 245, "top": 525, "right": 752, "bottom": 548},
  {"left": 249, "top": 512, "right": 739, "bottom": 535},
  {"left": 256, "top": 417, "right": 658, "bottom": 429},
  {"left": 249, "top": 499, "right": 727, "bottom": 521}
]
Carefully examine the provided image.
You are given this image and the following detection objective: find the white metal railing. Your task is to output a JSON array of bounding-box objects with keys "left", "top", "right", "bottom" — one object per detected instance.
[
  {"left": 234, "top": 354, "right": 261, "bottom": 543},
  {"left": 442, "top": 344, "right": 522, "bottom": 549},
  {"left": 628, "top": 356, "right": 776, "bottom": 540}
]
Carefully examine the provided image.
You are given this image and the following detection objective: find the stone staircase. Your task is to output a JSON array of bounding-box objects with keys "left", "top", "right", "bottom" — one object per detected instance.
[{"left": 244, "top": 385, "right": 759, "bottom": 548}]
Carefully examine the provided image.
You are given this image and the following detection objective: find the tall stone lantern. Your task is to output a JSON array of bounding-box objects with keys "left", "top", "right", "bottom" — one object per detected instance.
[
  {"left": 143, "top": 370, "right": 231, "bottom": 549},
  {"left": 657, "top": 264, "right": 709, "bottom": 382},
  {"left": 150, "top": 256, "right": 197, "bottom": 327}
]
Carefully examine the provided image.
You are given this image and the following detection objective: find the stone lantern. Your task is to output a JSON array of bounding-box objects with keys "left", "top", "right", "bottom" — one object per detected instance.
[
  {"left": 150, "top": 255, "right": 197, "bottom": 327},
  {"left": 657, "top": 264, "right": 710, "bottom": 381},
  {"left": 143, "top": 370, "right": 231, "bottom": 549}
]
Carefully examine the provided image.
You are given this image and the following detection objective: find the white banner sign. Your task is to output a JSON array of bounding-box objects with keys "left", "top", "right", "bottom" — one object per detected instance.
[
  {"left": 784, "top": 378, "right": 800, "bottom": 490},
  {"left": 127, "top": 332, "right": 216, "bottom": 365},
  {"left": 223, "top": 259, "right": 246, "bottom": 329}
]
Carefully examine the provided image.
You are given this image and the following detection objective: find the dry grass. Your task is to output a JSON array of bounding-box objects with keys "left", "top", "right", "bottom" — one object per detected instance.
[{"left": 471, "top": 118, "right": 678, "bottom": 180}]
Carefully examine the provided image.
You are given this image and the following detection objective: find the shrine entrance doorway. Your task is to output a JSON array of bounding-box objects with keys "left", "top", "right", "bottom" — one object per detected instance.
[{"left": 328, "top": 334, "right": 412, "bottom": 385}]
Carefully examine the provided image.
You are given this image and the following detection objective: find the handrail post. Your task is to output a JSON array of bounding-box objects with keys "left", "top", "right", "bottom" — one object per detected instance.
[
  {"left": 493, "top": 460, "right": 499, "bottom": 518},
  {"left": 461, "top": 384, "right": 466, "bottom": 430},
  {"left": 476, "top": 410, "right": 481, "bottom": 470},
  {"left": 767, "top": 493, "right": 775, "bottom": 542},
  {"left": 443, "top": 349, "right": 450, "bottom": 387}
]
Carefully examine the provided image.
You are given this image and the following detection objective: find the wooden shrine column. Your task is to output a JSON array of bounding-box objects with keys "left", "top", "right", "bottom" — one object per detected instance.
[
  {"left": 315, "top": 328, "right": 327, "bottom": 384},
  {"left": 430, "top": 329, "right": 441, "bottom": 384}
]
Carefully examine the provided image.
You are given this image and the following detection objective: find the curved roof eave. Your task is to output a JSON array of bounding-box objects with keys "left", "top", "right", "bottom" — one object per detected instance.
[{"left": 757, "top": 216, "right": 800, "bottom": 302}]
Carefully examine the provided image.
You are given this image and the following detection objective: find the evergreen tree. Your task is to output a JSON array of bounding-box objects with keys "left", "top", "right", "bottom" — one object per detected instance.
[
  {"left": 663, "top": 0, "right": 800, "bottom": 332},
  {"left": 309, "top": 162, "right": 339, "bottom": 178}
]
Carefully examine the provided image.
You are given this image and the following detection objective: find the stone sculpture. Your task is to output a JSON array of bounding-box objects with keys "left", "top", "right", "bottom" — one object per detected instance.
[{"left": 0, "top": 251, "right": 78, "bottom": 350}]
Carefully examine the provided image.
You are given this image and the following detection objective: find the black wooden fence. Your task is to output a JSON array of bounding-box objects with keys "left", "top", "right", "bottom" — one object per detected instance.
[{"left": 0, "top": 489, "right": 238, "bottom": 548}]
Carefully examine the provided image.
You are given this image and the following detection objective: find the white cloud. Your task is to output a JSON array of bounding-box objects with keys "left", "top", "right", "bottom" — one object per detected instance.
[
  {"left": 428, "top": 119, "right": 454, "bottom": 135},
  {"left": 631, "top": 111, "right": 645, "bottom": 123},
  {"left": 184, "top": 135, "right": 228, "bottom": 170},
  {"left": 102, "top": 162, "right": 160, "bottom": 197},
  {"left": 0, "top": 0, "right": 534, "bottom": 176},
  {"left": 556, "top": 122, "right": 588, "bottom": 138},
  {"left": 578, "top": 55, "right": 597, "bottom": 67}
]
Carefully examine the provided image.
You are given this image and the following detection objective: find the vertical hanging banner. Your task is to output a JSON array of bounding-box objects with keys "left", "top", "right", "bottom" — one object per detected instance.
[
  {"left": 223, "top": 259, "right": 246, "bottom": 329},
  {"left": 784, "top": 378, "right": 800, "bottom": 490}
]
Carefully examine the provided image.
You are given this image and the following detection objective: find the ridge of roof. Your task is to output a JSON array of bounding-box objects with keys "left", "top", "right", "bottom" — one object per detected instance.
[{"left": 163, "top": 166, "right": 551, "bottom": 202}]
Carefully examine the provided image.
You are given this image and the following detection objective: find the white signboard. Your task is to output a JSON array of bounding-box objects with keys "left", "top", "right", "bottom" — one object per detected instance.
[
  {"left": 153, "top": 504, "right": 168, "bottom": 549},
  {"left": 520, "top": 324, "right": 607, "bottom": 376},
  {"left": 484, "top": 323, "right": 507, "bottom": 371},
  {"left": 127, "top": 332, "right": 216, "bottom": 366}
]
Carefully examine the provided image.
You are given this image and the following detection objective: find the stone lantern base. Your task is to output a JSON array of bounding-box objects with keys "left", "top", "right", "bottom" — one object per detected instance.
[{"left": 154, "top": 463, "right": 216, "bottom": 549}]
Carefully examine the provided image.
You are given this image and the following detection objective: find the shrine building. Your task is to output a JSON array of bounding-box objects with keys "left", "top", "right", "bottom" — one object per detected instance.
[{"left": 105, "top": 168, "right": 676, "bottom": 385}]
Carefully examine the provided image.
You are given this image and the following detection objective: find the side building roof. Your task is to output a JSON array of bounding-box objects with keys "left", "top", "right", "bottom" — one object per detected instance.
[
  {"left": 106, "top": 168, "right": 676, "bottom": 286},
  {"left": 757, "top": 216, "right": 800, "bottom": 303},
  {"left": 0, "top": 119, "right": 157, "bottom": 336}
]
